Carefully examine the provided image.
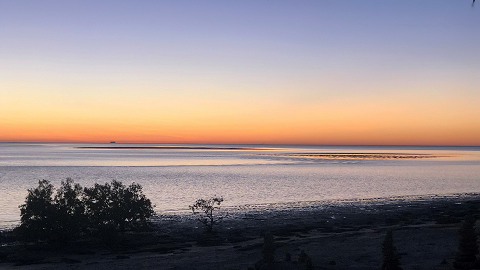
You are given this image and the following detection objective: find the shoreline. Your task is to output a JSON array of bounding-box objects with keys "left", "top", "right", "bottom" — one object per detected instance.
[
  {"left": 156, "top": 192, "right": 480, "bottom": 235},
  {"left": 2, "top": 194, "right": 479, "bottom": 269},
  {"left": 2, "top": 192, "right": 480, "bottom": 232},
  {"left": 154, "top": 192, "right": 480, "bottom": 216}
]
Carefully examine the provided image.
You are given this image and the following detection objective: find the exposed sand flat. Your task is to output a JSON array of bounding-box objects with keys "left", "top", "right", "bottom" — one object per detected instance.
[
  {"left": 2, "top": 195, "right": 479, "bottom": 270},
  {"left": 263, "top": 153, "right": 447, "bottom": 159}
]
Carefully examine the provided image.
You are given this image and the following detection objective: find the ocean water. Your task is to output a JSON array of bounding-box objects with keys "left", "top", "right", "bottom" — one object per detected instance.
[{"left": 1, "top": 143, "right": 480, "bottom": 230}]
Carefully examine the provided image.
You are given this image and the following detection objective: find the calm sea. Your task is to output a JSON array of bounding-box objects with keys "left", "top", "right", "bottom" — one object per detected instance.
[{"left": 1, "top": 143, "right": 480, "bottom": 230}]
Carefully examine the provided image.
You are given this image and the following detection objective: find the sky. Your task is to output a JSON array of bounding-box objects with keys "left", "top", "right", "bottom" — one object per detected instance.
[{"left": 1, "top": 1, "right": 479, "bottom": 145}]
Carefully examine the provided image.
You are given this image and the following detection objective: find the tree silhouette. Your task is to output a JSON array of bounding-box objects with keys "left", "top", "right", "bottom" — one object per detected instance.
[
  {"left": 262, "top": 232, "right": 275, "bottom": 263},
  {"left": 255, "top": 231, "right": 276, "bottom": 270},
  {"left": 53, "top": 178, "right": 86, "bottom": 241},
  {"left": 15, "top": 179, "right": 154, "bottom": 243},
  {"left": 381, "top": 230, "right": 403, "bottom": 270},
  {"left": 83, "top": 180, "right": 154, "bottom": 232},
  {"left": 454, "top": 216, "right": 478, "bottom": 269},
  {"left": 189, "top": 197, "right": 224, "bottom": 232},
  {"left": 16, "top": 180, "right": 56, "bottom": 242}
]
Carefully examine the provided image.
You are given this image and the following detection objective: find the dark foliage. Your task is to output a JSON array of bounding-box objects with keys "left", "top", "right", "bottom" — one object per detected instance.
[
  {"left": 83, "top": 180, "right": 154, "bottom": 232},
  {"left": 54, "top": 178, "right": 86, "bottom": 241},
  {"left": 189, "top": 197, "right": 224, "bottom": 232},
  {"left": 15, "top": 180, "right": 57, "bottom": 242},
  {"left": 15, "top": 179, "right": 154, "bottom": 243},
  {"left": 454, "top": 216, "right": 479, "bottom": 269},
  {"left": 298, "top": 250, "right": 314, "bottom": 270},
  {"left": 262, "top": 231, "right": 275, "bottom": 263},
  {"left": 255, "top": 231, "right": 276, "bottom": 270},
  {"left": 381, "top": 230, "right": 403, "bottom": 270}
]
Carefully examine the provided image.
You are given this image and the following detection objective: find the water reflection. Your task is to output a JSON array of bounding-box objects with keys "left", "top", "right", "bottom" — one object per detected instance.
[{"left": 1, "top": 143, "right": 480, "bottom": 229}]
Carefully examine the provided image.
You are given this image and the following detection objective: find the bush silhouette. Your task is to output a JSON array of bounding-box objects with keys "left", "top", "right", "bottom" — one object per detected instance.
[
  {"left": 54, "top": 178, "right": 86, "bottom": 241},
  {"left": 83, "top": 180, "right": 154, "bottom": 232},
  {"left": 381, "top": 230, "right": 402, "bottom": 270},
  {"left": 262, "top": 231, "right": 275, "bottom": 263},
  {"left": 189, "top": 197, "right": 224, "bottom": 233},
  {"left": 15, "top": 180, "right": 57, "bottom": 242},
  {"left": 454, "top": 216, "right": 478, "bottom": 269},
  {"left": 255, "top": 231, "right": 276, "bottom": 270},
  {"left": 15, "top": 179, "right": 154, "bottom": 243},
  {"left": 298, "top": 250, "right": 314, "bottom": 270}
]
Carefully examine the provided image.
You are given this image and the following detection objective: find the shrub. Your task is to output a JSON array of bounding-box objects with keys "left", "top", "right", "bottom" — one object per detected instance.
[
  {"left": 262, "top": 231, "right": 275, "bottom": 263},
  {"left": 54, "top": 178, "right": 86, "bottom": 241},
  {"left": 298, "top": 250, "right": 314, "bottom": 270},
  {"left": 16, "top": 179, "right": 155, "bottom": 243},
  {"left": 255, "top": 231, "right": 276, "bottom": 270},
  {"left": 83, "top": 180, "right": 155, "bottom": 232},
  {"left": 454, "top": 216, "right": 478, "bottom": 269},
  {"left": 189, "top": 197, "right": 224, "bottom": 233},
  {"left": 16, "top": 180, "right": 56, "bottom": 242},
  {"left": 381, "top": 229, "right": 402, "bottom": 270}
]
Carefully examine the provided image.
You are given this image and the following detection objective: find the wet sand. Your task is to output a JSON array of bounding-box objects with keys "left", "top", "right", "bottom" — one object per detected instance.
[
  {"left": 262, "top": 153, "right": 446, "bottom": 159},
  {"left": 2, "top": 194, "right": 479, "bottom": 270}
]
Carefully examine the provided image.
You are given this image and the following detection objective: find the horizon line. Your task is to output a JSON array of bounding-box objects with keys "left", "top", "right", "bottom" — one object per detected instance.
[{"left": 1, "top": 141, "right": 479, "bottom": 148}]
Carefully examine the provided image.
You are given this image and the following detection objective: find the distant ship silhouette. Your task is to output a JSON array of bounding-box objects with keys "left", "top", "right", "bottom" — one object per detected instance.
[{"left": 110, "top": 141, "right": 116, "bottom": 143}]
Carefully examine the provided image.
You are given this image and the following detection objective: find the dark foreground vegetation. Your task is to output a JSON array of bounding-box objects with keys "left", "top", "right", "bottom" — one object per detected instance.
[
  {"left": 0, "top": 181, "right": 479, "bottom": 269},
  {"left": 13, "top": 178, "right": 154, "bottom": 244}
]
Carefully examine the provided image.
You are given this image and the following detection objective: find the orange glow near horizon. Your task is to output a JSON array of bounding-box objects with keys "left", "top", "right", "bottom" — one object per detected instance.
[{"left": 2, "top": 90, "right": 479, "bottom": 146}]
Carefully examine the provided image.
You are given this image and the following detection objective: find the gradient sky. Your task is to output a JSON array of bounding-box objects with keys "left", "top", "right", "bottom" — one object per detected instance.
[{"left": 1, "top": 1, "right": 479, "bottom": 145}]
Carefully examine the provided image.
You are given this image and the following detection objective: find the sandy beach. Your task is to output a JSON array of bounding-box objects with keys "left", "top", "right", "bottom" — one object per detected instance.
[{"left": 1, "top": 194, "right": 479, "bottom": 270}]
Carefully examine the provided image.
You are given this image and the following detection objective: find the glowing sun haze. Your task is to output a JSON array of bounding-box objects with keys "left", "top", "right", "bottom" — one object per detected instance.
[{"left": 1, "top": 1, "right": 479, "bottom": 145}]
